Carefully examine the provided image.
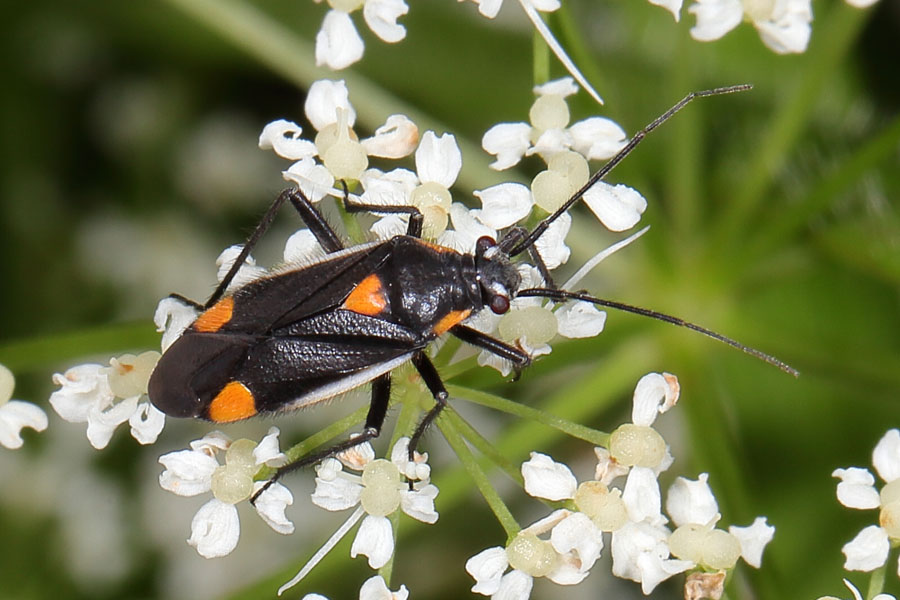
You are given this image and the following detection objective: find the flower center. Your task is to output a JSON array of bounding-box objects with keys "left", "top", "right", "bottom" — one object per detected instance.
[
  {"left": 529, "top": 94, "right": 569, "bottom": 134},
  {"left": 574, "top": 481, "right": 628, "bottom": 531},
  {"left": 506, "top": 533, "right": 557, "bottom": 577},
  {"left": 210, "top": 438, "right": 258, "bottom": 504},
  {"left": 360, "top": 458, "right": 402, "bottom": 517},
  {"left": 608, "top": 423, "right": 666, "bottom": 468},
  {"left": 498, "top": 305, "right": 557, "bottom": 348}
]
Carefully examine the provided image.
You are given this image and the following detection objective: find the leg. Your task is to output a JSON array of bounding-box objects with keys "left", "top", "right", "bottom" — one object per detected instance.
[
  {"left": 207, "top": 188, "right": 344, "bottom": 308},
  {"left": 340, "top": 183, "right": 425, "bottom": 238},
  {"left": 450, "top": 325, "right": 530, "bottom": 367},
  {"left": 408, "top": 352, "right": 450, "bottom": 459},
  {"left": 249, "top": 373, "right": 392, "bottom": 504}
]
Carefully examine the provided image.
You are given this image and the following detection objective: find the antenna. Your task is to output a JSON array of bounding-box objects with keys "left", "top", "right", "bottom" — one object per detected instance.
[
  {"left": 516, "top": 287, "right": 799, "bottom": 377},
  {"left": 509, "top": 84, "right": 753, "bottom": 256}
]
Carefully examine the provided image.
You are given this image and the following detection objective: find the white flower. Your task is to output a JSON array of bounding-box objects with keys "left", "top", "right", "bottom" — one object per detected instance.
[
  {"left": 648, "top": 0, "right": 684, "bottom": 20},
  {"left": 466, "top": 509, "right": 603, "bottom": 598},
  {"left": 259, "top": 79, "right": 417, "bottom": 197},
  {"left": 610, "top": 520, "right": 692, "bottom": 594},
  {"left": 482, "top": 77, "right": 625, "bottom": 170},
  {"left": 311, "top": 437, "right": 437, "bottom": 567},
  {"left": 583, "top": 182, "right": 647, "bottom": 232},
  {"left": 817, "top": 578, "right": 896, "bottom": 600},
  {"left": 158, "top": 429, "right": 293, "bottom": 558},
  {"left": 315, "top": 0, "right": 408, "bottom": 70},
  {"left": 0, "top": 364, "right": 48, "bottom": 449},
  {"left": 300, "top": 575, "right": 409, "bottom": 600},
  {"left": 688, "top": 0, "right": 813, "bottom": 54},
  {"left": 280, "top": 438, "right": 436, "bottom": 594},
  {"left": 832, "top": 429, "right": 900, "bottom": 576},
  {"left": 49, "top": 352, "right": 165, "bottom": 449},
  {"left": 665, "top": 474, "right": 774, "bottom": 570},
  {"left": 474, "top": 264, "right": 605, "bottom": 377}
]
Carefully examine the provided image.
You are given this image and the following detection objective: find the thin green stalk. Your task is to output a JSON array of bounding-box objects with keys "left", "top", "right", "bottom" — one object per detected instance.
[
  {"left": 161, "top": 0, "right": 508, "bottom": 192},
  {"left": 277, "top": 403, "right": 369, "bottom": 467},
  {"left": 443, "top": 407, "right": 523, "bottom": 485},
  {"left": 867, "top": 563, "right": 887, "bottom": 599},
  {"left": 437, "top": 412, "right": 520, "bottom": 538},
  {"left": 449, "top": 384, "right": 609, "bottom": 446}
]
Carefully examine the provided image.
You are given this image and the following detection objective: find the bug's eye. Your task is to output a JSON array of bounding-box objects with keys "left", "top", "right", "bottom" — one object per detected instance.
[
  {"left": 490, "top": 295, "right": 510, "bottom": 315},
  {"left": 476, "top": 236, "right": 497, "bottom": 256}
]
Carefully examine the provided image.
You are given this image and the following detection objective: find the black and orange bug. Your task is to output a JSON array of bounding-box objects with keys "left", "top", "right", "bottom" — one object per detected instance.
[{"left": 148, "top": 85, "right": 797, "bottom": 501}]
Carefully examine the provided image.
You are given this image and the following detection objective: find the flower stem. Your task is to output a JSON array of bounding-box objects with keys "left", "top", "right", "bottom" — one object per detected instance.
[
  {"left": 867, "top": 563, "right": 887, "bottom": 599},
  {"left": 437, "top": 411, "right": 520, "bottom": 538}
]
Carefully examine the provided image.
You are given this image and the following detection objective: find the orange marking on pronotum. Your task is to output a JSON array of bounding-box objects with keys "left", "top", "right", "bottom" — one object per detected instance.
[
  {"left": 343, "top": 274, "right": 388, "bottom": 316},
  {"left": 432, "top": 309, "right": 472, "bottom": 336},
  {"left": 193, "top": 297, "right": 234, "bottom": 332},
  {"left": 208, "top": 381, "right": 257, "bottom": 422}
]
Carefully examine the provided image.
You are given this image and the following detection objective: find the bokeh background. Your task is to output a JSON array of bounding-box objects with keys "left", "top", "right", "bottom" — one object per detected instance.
[{"left": 1, "top": 0, "right": 899, "bottom": 598}]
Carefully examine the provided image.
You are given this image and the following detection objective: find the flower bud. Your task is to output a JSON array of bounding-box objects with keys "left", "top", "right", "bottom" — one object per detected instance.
[
  {"left": 702, "top": 529, "right": 741, "bottom": 570},
  {"left": 360, "top": 459, "right": 402, "bottom": 517},
  {"left": 498, "top": 306, "right": 557, "bottom": 347},
  {"left": 529, "top": 94, "right": 569, "bottom": 133},
  {"left": 574, "top": 481, "right": 628, "bottom": 531}
]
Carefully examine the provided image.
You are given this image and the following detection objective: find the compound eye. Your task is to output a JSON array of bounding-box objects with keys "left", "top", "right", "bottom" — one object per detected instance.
[
  {"left": 476, "top": 236, "right": 497, "bottom": 256},
  {"left": 490, "top": 294, "right": 510, "bottom": 315}
]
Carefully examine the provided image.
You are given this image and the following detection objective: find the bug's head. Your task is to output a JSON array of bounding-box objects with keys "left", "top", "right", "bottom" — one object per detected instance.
[{"left": 475, "top": 236, "right": 521, "bottom": 315}]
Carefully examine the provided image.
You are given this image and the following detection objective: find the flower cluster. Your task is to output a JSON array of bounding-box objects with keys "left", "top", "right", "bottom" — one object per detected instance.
[
  {"left": 832, "top": 428, "right": 900, "bottom": 577},
  {"left": 0, "top": 363, "right": 48, "bottom": 449},
  {"left": 649, "top": 0, "right": 880, "bottom": 55},
  {"left": 158, "top": 429, "right": 294, "bottom": 558},
  {"left": 467, "top": 372, "right": 774, "bottom": 598},
  {"left": 49, "top": 351, "right": 165, "bottom": 449}
]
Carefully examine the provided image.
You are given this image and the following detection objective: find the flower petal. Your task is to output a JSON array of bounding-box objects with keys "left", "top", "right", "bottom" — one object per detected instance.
[
  {"left": 154, "top": 298, "right": 197, "bottom": 352},
  {"left": 253, "top": 427, "right": 288, "bottom": 467},
  {"left": 128, "top": 401, "right": 165, "bottom": 445},
  {"left": 351, "top": 514, "right": 395, "bottom": 568},
  {"left": 311, "top": 474, "right": 363, "bottom": 511},
  {"left": 622, "top": 466, "right": 663, "bottom": 522},
  {"left": 568, "top": 116, "right": 627, "bottom": 161},
  {"left": 873, "top": 429, "right": 900, "bottom": 483},
  {"left": 473, "top": 183, "right": 534, "bottom": 229},
  {"left": 416, "top": 132, "right": 462, "bottom": 188},
  {"left": 833, "top": 467, "right": 881, "bottom": 509},
  {"left": 362, "top": 0, "right": 409, "bottom": 42},
  {"left": 533, "top": 211, "right": 571, "bottom": 270},
  {"left": 0, "top": 400, "right": 48, "bottom": 449},
  {"left": 554, "top": 301, "right": 606, "bottom": 338},
  {"left": 306, "top": 79, "right": 357, "bottom": 132},
  {"left": 494, "top": 569, "right": 532, "bottom": 600},
  {"left": 729, "top": 516, "right": 775, "bottom": 568},
  {"left": 688, "top": 0, "right": 743, "bottom": 41},
  {"left": 284, "top": 229, "right": 326, "bottom": 264},
  {"left": 611, "top": 520, "right": 692, "bottom": 594},
  {"left": 632, "top": 372, "right": 679, "bottom": 426},
  {"left": 253, "top": 481, "right": 295, "bottom": 534},
  {"left": 522, "top": 452, "right": 578, "bottom": 501},
  {"left": 86, "top": 396, "right": 139, "bottom": 449},
  {"left": 481, "top": 122, "right": 532, "bottom": 170},
  {"left": 283, "top": 158, "right": 336, "bottom": 203},
  {"left": 49, "top": 364, "right": 113, "bottom": 423},
  {"left": 583, "top": 182, "right": 647, "bottom": 232},
  {"left": 258, "top": 119, "right": 317, "bottom": 160},
  {"left": 315, "top": 11, "right": 365, "bottom": 71},
  {"left": 362, "top": 114, "right": 418, "bottom": 158},
  {"left": 359, "top": 574, "right": 409, "bottom": 600},
  {"left": 648, "top": 0, "right": 684, "bottom": 21},
  {"left": 752, "top": 0, "right": 812, "bottom": 54},
  {"left": 842, "top": 524, "right": 890, "bottom": 572},
  {"left": 159, "top": 448, "right": 218, "bottom": 496},
  {"left": 549, "top": 512, "right": 604, "bottom": 577},
  {"left": 666, "top": 473, "right": 720, "bottom": 527},
  {"left": 533, "top": 77, "right": 578, "bottom": 98},
  {"left": 188, "top": 499, "right": 241, "bottom": 558},
  {"left": 400, "top": 483, "right": 439, "bottom": 523},
  {"left": 466, "top": 546, "right": 509, "bottom": 596}
]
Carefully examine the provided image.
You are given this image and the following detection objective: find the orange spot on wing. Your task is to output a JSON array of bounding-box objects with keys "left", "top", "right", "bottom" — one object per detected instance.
[
  {"left": 416, "top": 239, "right": 458, "bottom": 255},
  {"left": 343, "top": 274, "right": 388, "bottom": 316},
  {"left": 432, "top": 309, "right": 472, "bottom": 335},
  {"left": 208, "top": 381, "right": 257, "bottom": 422},
  {"left": 193, "top": 297, "right": 234, "bottom": 333}
]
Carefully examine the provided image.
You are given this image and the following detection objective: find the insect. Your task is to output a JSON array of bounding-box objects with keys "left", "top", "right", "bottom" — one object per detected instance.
[{"left": 148, "top": 84, "right": 797, "bottom": 501}]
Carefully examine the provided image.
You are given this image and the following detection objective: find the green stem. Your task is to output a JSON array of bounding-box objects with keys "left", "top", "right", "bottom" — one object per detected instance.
[
  {"left": 437, "top": 411, "right": 520, "bottom": 538},
  {"left": 443, "top": 408, "right": 523, "bottom": 485},
  {"left": 533, "top": 28, "right": 550, "bottom": 86},
  {"left": 867, "top": 563, "right": 887, "bottom": 599},
  {"left": 449, "top": 384, "right": 609, "bottom": 446}
]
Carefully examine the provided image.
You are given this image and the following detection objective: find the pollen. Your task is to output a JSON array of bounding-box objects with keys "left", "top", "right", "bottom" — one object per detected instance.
[
  {"left": 194, "top": 297, "right": 234, "bottom": 333},
  {"left": 208, "top": 381, "right": 257, "bottom": 423}
]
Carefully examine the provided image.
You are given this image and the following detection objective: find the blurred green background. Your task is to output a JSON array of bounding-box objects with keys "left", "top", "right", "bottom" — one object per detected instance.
[{"left": 1, "top": 0, "right": 899, "bottom": 598}]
